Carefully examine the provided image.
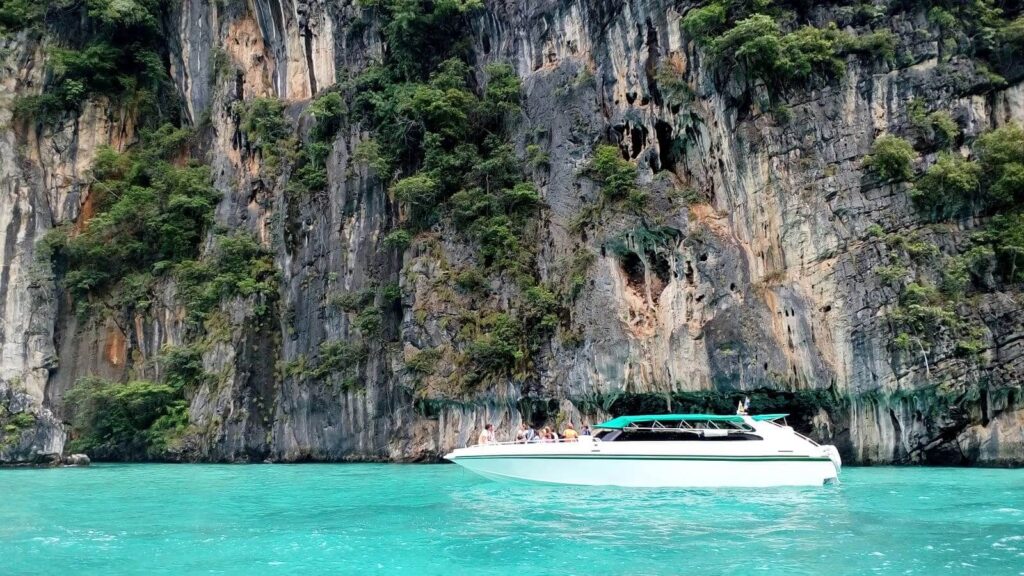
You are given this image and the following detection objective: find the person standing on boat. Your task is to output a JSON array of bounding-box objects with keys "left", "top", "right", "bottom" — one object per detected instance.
[
  {"left": 736, "top": 396, "right": 750, "bottom": 415},
  {"left": 562, "top": 423, "right": 579, "bottom": 442},
  {"left": 478, "top": 423, "right": 496, "bottom": 445}
]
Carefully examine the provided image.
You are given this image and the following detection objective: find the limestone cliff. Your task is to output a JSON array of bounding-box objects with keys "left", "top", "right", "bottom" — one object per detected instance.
[{"left": 1, "top": 0, "right": 1022, "bottom": 465}]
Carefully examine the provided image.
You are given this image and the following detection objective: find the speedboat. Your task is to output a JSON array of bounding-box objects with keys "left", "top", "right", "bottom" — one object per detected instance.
[{"left": 444, "top": 413, "right": 842, "bottom": 487}]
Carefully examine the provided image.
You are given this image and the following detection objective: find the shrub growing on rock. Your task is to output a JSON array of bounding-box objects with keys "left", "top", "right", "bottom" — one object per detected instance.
[
  {"left": 682, "top": 2, "right": 728, "bottom": 43},
  {"left": 975, "top": 123, "right": 1024, "bottom": 207},
  {"left": 65, "top": 377, "right": 187, "bottom": 460},
  {"left": 865, "top": 135, "right": 916, "bottom": 182},
  {"left": 585, "top": 145, "right": 638, "bottom": 201},
  {"left": 911, "top": 153, "right": 982, "bottom": 220}
]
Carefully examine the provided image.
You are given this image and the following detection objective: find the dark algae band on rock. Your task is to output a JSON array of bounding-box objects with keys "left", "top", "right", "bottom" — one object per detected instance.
[{"left": 0, "top": 0, "right": 1023, "bottom": 466}]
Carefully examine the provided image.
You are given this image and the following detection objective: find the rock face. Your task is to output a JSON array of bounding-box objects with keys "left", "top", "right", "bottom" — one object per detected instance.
[{"left": 0, "top": 0, "right": 1022, "bottom": 465}]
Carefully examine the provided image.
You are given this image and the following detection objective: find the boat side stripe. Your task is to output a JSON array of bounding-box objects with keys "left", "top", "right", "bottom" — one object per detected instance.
[{"left": 451, "top": 454, "right": 832, "bottom": 462}]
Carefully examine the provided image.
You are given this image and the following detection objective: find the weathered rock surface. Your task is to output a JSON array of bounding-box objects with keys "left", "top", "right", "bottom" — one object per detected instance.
[
  {"left": 0, "top": 0, "right": 1021, "bottom": 465},
  {"left": 62, "top": 453, "right": 90, "bottom": 466}
]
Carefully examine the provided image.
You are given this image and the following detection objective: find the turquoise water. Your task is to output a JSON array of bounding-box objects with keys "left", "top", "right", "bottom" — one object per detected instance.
[{"left": 2, "top": 465, "right": 1023, "bottom": 575}]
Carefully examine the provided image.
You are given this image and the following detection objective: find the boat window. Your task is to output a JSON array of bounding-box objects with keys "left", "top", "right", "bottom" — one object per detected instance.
[
  {"left": 613, "top": 430, "right": 763, "bottom": 442},
  {"left": 618, "top": 420, "right": 757, "bottom": 432}
]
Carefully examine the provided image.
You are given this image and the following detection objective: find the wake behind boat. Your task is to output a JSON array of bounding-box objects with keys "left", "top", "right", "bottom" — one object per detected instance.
[{"left": 444, "top": 414, "right": 842, "bottom": 488}]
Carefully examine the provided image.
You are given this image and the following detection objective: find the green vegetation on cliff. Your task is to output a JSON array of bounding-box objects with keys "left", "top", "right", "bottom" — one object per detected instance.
[
  {"left": 175, "top": 233, "right": 279, "bottom": 324},
  {"left": 43, "top": 125, "right": 278, "bottom": 325},
  {"left": 12, "top": 0, "right": 175, "bottom": 124},
  {"left": 350, "top": 0, "right": 567, "bottom": 392},
  {"left": 355, "top": 54, "right": 534, "bottom": 272},
  {"left": 913, "top": 124, "right": 1024, "bottom": 226},
  {"left": 584, "top": 145, "right": 644, "bottom": 207},
  {"left": 909, "top": 99, "right": 960, "bottom": 150},
  {"left": 866, "top": 135, "right": 916, "bottom": 182},
  {"left": 875, "top": 123, "right": 1024, "bottom": 363},
  {"left": 65, "top": 377, "right": 186, "bottom": 460},
  {"left": 683, "top": 0, "right": 1021, "bottom": 95},
  {"left": 0, "top": 408, "right": 35, "bottom": 450},
  {"left": 42, "top": 97, "right": 284, "bottom": 463},
  {"left": 65, "top": 343, "right": 209, "bottom": 460},
  {"left": 682, "top": 1, "right": 895, "bottom": 91},
  {"left": 44, "top": 125, "right": 219, "bottom": 314},
  {"left": 235, "top": 91, "right": 344, "bottom": 192}
]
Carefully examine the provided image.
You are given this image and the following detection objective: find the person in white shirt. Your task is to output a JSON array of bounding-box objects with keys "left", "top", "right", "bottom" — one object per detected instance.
[{"left": 477, "top": 423, "right": 496, "bottom": 445}]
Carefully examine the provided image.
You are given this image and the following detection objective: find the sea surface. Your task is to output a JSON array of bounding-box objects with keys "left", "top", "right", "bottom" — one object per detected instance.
[{"left": 2, "top": 464, "right": 1023, "bottom": 575}]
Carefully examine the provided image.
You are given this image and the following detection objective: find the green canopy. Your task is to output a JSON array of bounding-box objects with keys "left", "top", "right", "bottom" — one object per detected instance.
[{"left": 594, "top": 414, "right": 788, "bottom": 429}]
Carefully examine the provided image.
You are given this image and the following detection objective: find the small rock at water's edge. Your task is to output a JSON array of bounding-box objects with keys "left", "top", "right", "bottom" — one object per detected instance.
[{"left": 62, "top": 454, "right": 90, "bottom": 466}]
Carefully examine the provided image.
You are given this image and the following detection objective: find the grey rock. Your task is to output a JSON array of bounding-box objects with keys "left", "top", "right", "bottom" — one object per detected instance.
[{"left": 62, "top": 453, "right": 90, "bottom": 466}]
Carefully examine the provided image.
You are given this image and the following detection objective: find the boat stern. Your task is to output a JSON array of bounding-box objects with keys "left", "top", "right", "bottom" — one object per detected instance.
[{"left": 823, "top": 445, "right": 842, "bottom": 474}]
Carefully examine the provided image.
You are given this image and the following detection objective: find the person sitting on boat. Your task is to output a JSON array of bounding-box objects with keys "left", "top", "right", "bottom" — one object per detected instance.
[
  {"left": 580, "top": 424, "right": 592, "bottom": 436},
  {"left": 515, "top": 423, "right": 536, "bottom": 443},
  {"left": 477, "top": 423, "right": 496, "bottom": 445},
  {"left": 561, "top": 423, "right": 579, "bottom": 442},
  {"left": 540, "top": 427, "right": 557, "bottom": 442}
]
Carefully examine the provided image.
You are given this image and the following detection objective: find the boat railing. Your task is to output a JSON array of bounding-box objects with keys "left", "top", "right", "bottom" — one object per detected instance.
[
  {"left": 621, "top": 423, "right": 755, "bottom": 433},
  {"left": 474, "top": 437, "right": 592, "bottom": 447}
]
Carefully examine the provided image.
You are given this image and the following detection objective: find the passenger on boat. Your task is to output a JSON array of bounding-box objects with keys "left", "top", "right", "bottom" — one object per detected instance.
[
  {"left": 540, "top": 427, "right": 558, "bottom": 442},
  {"left": 580, "top": 424, "right": 592, "bottom": 436},
  {"left": 528, "top": 429, "right": 542, "bottom": 443},
  {"left": 477, "top": 423, "right": 496, "bottom": 445},
  {"left": 561, "top": 423, "right": 579, "bottom": 442},
  {"left": 515, "top": 423, "right": 537, "bottom": 443},
  {"left": 736, "top": 396, "right": 751, "bottom": 415}
]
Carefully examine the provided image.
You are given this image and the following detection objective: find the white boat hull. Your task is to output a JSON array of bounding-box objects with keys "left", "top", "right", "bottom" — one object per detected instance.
[{"left": 448, "top": 451, "right": 839, "bottom": 487}]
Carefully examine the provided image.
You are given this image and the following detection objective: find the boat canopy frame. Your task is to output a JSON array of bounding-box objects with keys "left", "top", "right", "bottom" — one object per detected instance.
[{"left": 595, "top": 414, "right": 788, "bottom": 430}]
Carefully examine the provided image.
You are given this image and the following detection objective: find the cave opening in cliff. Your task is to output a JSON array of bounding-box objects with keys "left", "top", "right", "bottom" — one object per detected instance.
[
  {"left": 620, "top": 251, "right": 645, "bottom": 293},
  {"left": 655, "top": 120, "right": 678, "bottom": 173},
  {"left": 630, "top": 125, "right": 647, "bottom": 159},
  {"left": 610, "top": 125, "right": 630, "bottom": 159},
  {"left": 647, "top": 250, "right": 672, "bottom": 303}
]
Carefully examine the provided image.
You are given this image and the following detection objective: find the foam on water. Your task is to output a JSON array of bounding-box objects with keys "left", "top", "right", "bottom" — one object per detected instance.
[{"left": 2, "top": 464, "right": 1023, "bottom": 575}]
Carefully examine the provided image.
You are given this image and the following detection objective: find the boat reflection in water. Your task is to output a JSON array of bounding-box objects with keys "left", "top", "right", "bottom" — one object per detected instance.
[{"left": 445, "top": 414, "right": 842, "bottom": 488}]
